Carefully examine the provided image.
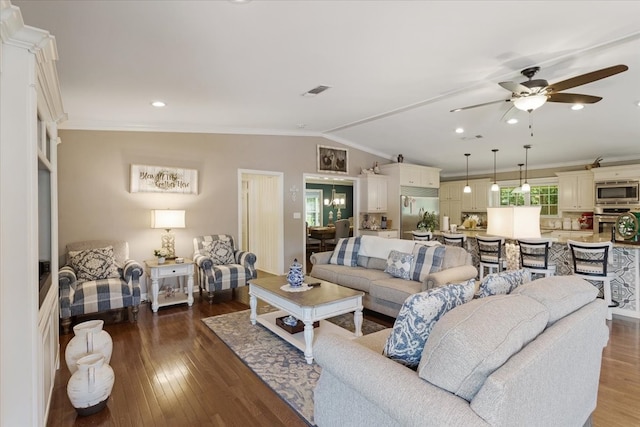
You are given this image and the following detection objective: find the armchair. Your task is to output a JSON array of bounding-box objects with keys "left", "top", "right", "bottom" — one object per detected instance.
[
  {"left": 192, "top": 234, "right": 257, "bottom": 303},
  {"left": 59, "top": 240, "right": 143, "bottom": 334}
]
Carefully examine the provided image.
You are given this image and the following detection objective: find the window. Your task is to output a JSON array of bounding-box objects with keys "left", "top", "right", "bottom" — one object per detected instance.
[
  {"left": 499, "top": 184, "right": 558, "bottom": 216},
  {"left": 305, "top": 189, "right": 323, "bottom": 226}
]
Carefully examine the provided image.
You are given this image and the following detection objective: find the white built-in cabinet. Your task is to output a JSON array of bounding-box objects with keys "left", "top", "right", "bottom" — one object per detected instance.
[
  {"left": 439, "top": 181, "right": 462, "bottom": 229},
  {"left": 1, "top": 3, "right": 65, "bottom": 426},
  {"left": 358, "top": 229, "right": 399, "bottom": 238},
  {"left": 556, "top": 171, "right": 594, "bottom": 211},
  {"left": 359, "top": 174, "right": 388, "bottom": 212},
  {"left": 461, "top": 179, "right": 490, "bottom": 212}
]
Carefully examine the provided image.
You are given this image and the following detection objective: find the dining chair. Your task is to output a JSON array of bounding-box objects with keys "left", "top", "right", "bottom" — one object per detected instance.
[
  {"left": 412, "top": 230, "right": 432, "bottom": 241},
  {"left": 518, "top": 238, "right": 556, "bottom": 278},
  {"left": 476, "top": 235, "right": 505, "bottom": 280},
  {"left": 442, "top": 233, "right": 467, "bottom": 248},
  {"left": 325, "top": 219, "right": 351, "bottom": 251}
]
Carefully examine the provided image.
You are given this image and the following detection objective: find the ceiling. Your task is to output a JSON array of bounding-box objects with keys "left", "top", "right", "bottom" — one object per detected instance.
[{"left": 12, "top": 0, "right": 640, "bottom": 177}]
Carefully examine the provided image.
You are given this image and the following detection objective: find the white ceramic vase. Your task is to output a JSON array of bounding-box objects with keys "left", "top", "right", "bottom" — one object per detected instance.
[
  {"left": 65, "top": 319, "right": 113, "bottom": 374},
  {"left": 67, "top": 353, "right": 115, "bottom": 416},
  {"left": 157, "top": 256, "right": 165, "bottom": 264}
]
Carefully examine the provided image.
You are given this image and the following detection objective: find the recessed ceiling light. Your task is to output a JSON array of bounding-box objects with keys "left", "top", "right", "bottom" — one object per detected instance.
[
  {"left": 455, "top": 127, "right": 464, "bottom": 134},
  {"left": 151, "top": 101, "right": 166, "bottom": 108},
  {"left": 636, "top": 101, "right": 640, "bottom": 107},
  {"left": 571, "top": 104, "right": 584, "bottom": 111},
  {"left": 507, "top": 118, "right": 518, "bottom": 125}
]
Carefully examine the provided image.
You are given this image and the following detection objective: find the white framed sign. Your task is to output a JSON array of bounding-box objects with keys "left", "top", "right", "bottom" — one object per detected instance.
[{"left": 130, "top": 164, "right": 198, "bottom": 194}]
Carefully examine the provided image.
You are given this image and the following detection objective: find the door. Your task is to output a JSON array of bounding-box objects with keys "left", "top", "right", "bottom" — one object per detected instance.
[{"left": 239, "top": 170, "right": 284, "bottom": 275}]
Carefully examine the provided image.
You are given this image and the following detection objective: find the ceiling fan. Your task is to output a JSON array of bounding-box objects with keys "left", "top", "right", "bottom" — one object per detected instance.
[{"left": 450, "top": 64, "right": 628, "bottom": 113}]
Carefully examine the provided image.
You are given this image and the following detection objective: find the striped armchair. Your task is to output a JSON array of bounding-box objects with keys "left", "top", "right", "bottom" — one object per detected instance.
[
  {"left": 192, "top": 234, "right": 257, "bottom": 304},
  {"left": 59, "top": 240, "right": 143, "bottom": 334}
]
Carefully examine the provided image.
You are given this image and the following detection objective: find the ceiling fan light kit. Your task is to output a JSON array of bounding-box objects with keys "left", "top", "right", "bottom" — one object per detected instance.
[
  {"left": 463, "top": 153, "right": 472, "bottom": 193},
  {"left": 513, "top": 94, "right": 547, "bottom": 112}
]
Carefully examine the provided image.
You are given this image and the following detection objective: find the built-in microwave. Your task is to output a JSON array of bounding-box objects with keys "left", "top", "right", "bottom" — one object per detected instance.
[{"left": 595, "top": 180, "right": 640, "bottom": 206}]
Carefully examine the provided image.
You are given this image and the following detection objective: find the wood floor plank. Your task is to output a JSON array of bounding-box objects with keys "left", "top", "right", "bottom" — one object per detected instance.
[{"left": 47, "top": 279, "right": 639, "bottom": 427}]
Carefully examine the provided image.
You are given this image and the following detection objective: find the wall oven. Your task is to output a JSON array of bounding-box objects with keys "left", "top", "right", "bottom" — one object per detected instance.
[
  {"left": 595, "top": 180, "right": 640, "bottom": 205},
  {"left": 594, "top": 207, "right": 635, "bottom": 235}
]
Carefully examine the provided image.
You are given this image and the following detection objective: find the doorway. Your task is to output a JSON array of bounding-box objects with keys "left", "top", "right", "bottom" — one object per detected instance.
[{"left": 239, "top": 170, "right": 284, "bottom": 275}]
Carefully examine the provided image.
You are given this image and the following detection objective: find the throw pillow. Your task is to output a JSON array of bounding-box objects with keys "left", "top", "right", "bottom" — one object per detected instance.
[
  {"left": 383, "top": 280, "right": 475, "bottom": 369},
  {"left": 329, "top": 237, "right": 361, "bottom": 267},
  {"left": 204, "top": 240, "right": 236, "bottom": 265},
  {"left": 68, "top": 246, "right": 121, "bottom": 282},
  {"left": 384, "top": 250, "right": 414, "bottom": 280},
  {"left": 475, "top": 268, "right": 531, "bottom": 298},
  {"left": 409, "top": 244, "right": 445, "bottom": 282},
  {"left": 418, "top": 294, "right": 549, "bottom": 401}
]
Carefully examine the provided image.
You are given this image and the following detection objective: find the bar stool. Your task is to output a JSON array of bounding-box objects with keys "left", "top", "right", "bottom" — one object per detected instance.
[
  {"left": 412, "top": 230, "right": 432, "bottom": 241},
  {"left": 517, "top": 238, "right": 556, "bottom": 278},
  {"left": 442, "top": 233, "right": 466, "bottom": 248},
  {"left": 476, "top": 235, "right": 505, "bottom": 280},
  {"left": 567, "top": 240, "right": 617, "bottom": 320}
]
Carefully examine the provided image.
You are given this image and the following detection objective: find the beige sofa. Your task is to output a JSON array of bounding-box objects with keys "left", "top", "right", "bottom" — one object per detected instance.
[
  {"left": 314, "top": 276, "right": 609, "bottom": 427},
  {"left": 310, "top": 235, "right": 477, "bottom": 317}
]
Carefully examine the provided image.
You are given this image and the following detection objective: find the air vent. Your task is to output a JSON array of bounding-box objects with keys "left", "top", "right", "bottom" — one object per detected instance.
[
  {"left": 302, "top": 85, "right": 331, "bottom": 97},
  {"left": 461, "top": 135, "right": 484, "bottom": 141}
]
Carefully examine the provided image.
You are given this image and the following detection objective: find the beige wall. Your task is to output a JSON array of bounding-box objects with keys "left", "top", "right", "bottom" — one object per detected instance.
[{"left": 57, "top": 130, "right": 387, "bottom": 293}]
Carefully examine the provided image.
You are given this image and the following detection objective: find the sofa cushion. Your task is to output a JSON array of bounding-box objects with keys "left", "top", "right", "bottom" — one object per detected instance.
[
  {"left": 329, "top": 237, "right": 361, "bottom": 267},
  {"left": 475, "top": 268, "right": 531, "bottom": 298},
  {"left": 512, "top": 275, "right": 599, "bottom": 325},
  {"left": 358, "top": 235, "right": 417, "bottom": 259},
  {"left": 383, "top": 280, "right": 475, "bottom": 369},
  {"left": 311, "top": 264, "right": 389, "bottom": 293},
  {"left": 440, "top": 245, "right": 472, "bottom": 269},
  {"left": 369, "top": 277, "right": 422, "bottom": 305},
  {"left": 410, "top": 244, "right": 445, "bottom": 282},
  {"left": 68, "top": 246, "right": 121, "bottom": 282},
  {"left": 418, "top": 294, "right": 549, "bottom": 401},
  {"left": 384, "top": 250, "right": 414, "bottom": 280}
]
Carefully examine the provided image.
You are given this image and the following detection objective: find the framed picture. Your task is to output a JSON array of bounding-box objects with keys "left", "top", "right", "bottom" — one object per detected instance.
[
  {"left": 317, "top": 145, "right": 348, "bottom": 174},
  {"left": 130, "top": 164, "right": 198, "bottom": 194}
]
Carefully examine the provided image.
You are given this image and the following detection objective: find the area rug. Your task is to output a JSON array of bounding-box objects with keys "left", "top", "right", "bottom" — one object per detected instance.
[{"left": 202, "top": 310, "right": 388, "bottom": 426}]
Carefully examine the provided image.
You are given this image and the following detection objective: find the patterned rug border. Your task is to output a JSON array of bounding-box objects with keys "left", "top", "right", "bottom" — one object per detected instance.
[{"left": 202, "top": 309, "right": 387, "bottom": 426}]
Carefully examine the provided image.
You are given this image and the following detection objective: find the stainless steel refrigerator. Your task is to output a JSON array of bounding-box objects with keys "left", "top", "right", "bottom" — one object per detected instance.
[{"left": 400, "top": 187, "right": 439, "bottom": 240}]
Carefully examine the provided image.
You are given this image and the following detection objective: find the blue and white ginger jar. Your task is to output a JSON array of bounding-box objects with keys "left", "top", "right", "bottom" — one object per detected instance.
[{"left": 287, "top": 258, "right": 304, "bottom": 288}]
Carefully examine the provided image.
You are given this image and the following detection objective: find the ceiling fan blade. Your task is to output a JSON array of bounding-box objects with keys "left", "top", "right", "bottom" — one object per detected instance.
[
  {"left": 500, "top": 105, "right": 518, "bottom": 122},
  {"left": 450, "top": 99, "right": 511, "bottom": 112},
  {"left": 499, "top": 81, "right": 532, "bottom": 95},
  {"left": 546, "top": 64, "right": 628, "bottom": 93},
  {"left": 547, "top": 93, "right": 602, "bottom": 104}
]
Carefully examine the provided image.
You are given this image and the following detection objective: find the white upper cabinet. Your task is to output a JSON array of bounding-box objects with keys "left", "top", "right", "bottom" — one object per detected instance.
[
  {"left": 360, "top": 174, "right": 388, "bottom": 212},
  {"left": 381, "top": 163, "right": 441, "bottom": 188},
  {"left": 557, "top": 171, "right": 594, "bottom": 211}
]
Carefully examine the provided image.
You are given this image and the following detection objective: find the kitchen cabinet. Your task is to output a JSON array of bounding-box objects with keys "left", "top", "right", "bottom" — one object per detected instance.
[
  {"left": 439, "top": 181, "right": 463, "bottom": 228},
  {"left": 380, "top": 163, "right": 441, "bottom": 188},
  {"left": 360, "top": 174, "right": 388, "bottom": 212},
  {"left": 440, "top": 181, "right": 462, "bottom": 201},
  {"left": 358, "top": 229, "right": 399, "bottom": 238},
  {"left": 556, "top": 171, "right": 594, "bottom": 211},
  {"left": 461, "top": 179, "right": 490, "bottom": 212}
]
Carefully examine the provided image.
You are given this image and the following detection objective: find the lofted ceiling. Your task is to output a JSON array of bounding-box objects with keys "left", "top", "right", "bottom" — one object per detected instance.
[{"left": 12, "top": 0, "right": 640, "bottom": 177}]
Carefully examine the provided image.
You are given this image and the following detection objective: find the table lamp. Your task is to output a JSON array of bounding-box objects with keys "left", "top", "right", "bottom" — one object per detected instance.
[{"left": 151, "top": 209, "right": 186, "bottom": 258}]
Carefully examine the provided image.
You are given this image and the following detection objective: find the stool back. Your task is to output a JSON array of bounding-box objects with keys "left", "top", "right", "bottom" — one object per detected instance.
[
  {"left": 443, "top": 233, "right": 466, "bottom": 247},
  {"left": 412, "top": 231, "right": 432, "bottom": 241},
  {"left": 567, "top": 240, "right": 612, "bottom": 277},
  {"left": 476, "top": 236, "right": 505, "bottom": 264},
  {"left": 518, "top": 238, "right": 553, "bottom": 270}
]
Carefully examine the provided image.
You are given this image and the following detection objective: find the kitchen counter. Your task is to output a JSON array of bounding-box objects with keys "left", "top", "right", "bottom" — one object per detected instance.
[{"left": 432, "top": 230, "right": 640, "bottom": 318}]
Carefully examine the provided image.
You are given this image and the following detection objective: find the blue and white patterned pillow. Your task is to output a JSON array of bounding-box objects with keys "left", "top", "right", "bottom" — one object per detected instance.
[
  {"left": 475, "top": 269, "right": 532, "bottom": 298},
  {"left": 409, "top": 244, "right": 445, "bottom": 282},
  {"left": 68, "top": 246, "right": 121, "bottom": 282},
  {"left": 383, "top": 280, "right": 476, "bottom": 369},
  {"left": 204, "top": 239, "right": 236, "bottom": 265},
  {"left": 329, "top": 237, "right": 361, "bottom": 267},
  {"left": 384, "top": 250, "right": 414, "bottom": 280}
]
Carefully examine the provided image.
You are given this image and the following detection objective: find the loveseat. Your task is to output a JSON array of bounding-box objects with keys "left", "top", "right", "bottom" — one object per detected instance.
[
  {"left": 314, "top": 275, "right": 609, "bottom": 427},
  {"left": 310, "top": 235, "right": 477, "bottom": 317}
]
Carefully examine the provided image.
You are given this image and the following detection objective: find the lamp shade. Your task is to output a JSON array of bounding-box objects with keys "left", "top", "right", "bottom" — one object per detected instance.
[
  {"left": 151, "top": 209, "right": 186, "bottom": 229},
  {"left": 487, "top": 206, "right": 541, "bottom": 239}
]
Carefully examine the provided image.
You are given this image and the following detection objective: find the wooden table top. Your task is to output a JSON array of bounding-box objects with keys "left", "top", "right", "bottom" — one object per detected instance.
[{"left": 249, "top": 275, "right": 362, "bottom": 306}]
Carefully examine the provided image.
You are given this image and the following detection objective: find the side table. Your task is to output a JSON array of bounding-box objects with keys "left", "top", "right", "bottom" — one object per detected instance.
[{"left": 144, "top": 258, "right": 194, "bottom": 312}]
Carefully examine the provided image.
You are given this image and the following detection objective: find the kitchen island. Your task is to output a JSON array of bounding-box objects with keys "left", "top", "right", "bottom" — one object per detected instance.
[{"left": 431, "top": 229, "right": 640, "bottom": 319}]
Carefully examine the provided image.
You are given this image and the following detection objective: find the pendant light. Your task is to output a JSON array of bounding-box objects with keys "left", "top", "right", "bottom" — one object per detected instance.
[
  {"left": 521, "top": 145, "right": 531, "bottom": 193},
  {"left": 463, "top": 153, "right": 471, "bottom": 193},
  {"left": 490, "top": 149, "right": 500, "bottom": 192},
  {"left": 511, "top": 163, "right": 525, "bottom": 196}
]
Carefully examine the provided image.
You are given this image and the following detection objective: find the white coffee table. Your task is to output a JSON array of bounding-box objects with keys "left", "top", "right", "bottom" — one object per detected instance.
[{"left": 249, "top": 275, "right": 363, "bottom": 364}]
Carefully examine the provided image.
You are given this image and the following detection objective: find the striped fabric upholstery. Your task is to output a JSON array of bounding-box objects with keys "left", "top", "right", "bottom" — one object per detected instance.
[
  {"left": 59, "top": 250, "right": 143, "bottom": 321},
  {"left": 329, "top": 237, "right": 361, "bottom": 267},
  {"left": 192, "top": 234, "right": 257, "bottom": 300},
  {"left": 410, "top": 244, "right": 445, "bottom": 282}
]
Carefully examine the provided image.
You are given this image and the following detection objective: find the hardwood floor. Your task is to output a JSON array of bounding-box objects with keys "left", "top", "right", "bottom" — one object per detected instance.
[{"left": 48, "top": 283, "right": 639, "bottom": 426}]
